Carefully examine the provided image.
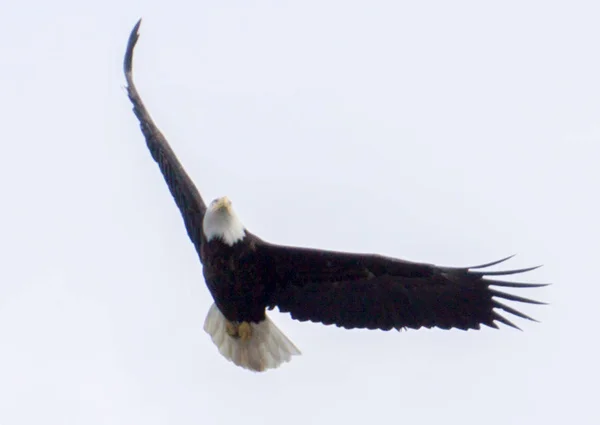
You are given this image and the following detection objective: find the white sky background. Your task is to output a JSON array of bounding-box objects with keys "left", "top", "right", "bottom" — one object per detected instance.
[{"left": 0, "top": 1, "right": 597, "bottom": 424}]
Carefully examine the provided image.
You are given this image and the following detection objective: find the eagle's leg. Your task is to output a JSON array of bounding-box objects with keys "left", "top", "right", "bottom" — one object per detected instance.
[
  {"left": 238, "top": 321, "right": 253, "bottom": 341},
  {"left": 224, "top": 320, "right": 252, "bottom": 340},
  {"left": 225, "top": 320, "right": 239, "bottom": 338}
]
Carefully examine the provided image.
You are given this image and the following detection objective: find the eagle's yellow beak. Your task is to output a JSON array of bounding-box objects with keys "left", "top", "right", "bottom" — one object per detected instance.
[{"left": 213, "top": 196, "right": 232, "bottom": 212}]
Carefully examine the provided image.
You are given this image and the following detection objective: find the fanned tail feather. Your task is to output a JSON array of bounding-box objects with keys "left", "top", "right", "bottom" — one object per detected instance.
[{"left": 203, "top": 303, "right": 301, "bottom": 372}]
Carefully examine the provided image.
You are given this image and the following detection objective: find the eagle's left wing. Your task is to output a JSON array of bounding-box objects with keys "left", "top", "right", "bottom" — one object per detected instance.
[
  {"left": 261, "top": 243, "right": 546, "bottom": 331},
  {"left": 124, "top": 20, "right": 207, "bottom": 254}
]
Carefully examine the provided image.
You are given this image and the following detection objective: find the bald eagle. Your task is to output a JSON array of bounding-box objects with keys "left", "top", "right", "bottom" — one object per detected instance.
[{"left": 123, "top": 20, "right": 546, "bottom": 372}]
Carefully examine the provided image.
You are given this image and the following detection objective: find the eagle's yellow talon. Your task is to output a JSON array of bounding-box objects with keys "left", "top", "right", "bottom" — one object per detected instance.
[
  {"left": 225, "top": 321, "right": 239, "bottom": 338},
  {"left": 238, "top": 321, "right": 252, "bottom": 341}
]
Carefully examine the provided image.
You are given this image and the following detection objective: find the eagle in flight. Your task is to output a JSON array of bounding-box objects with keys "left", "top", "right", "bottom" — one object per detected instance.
[{"left": 123, "top": 20, "right": 546, "bottom": 372}]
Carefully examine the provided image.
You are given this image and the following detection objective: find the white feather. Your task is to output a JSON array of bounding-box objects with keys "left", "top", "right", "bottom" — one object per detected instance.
[{"left": 203, "top": 303, "right": 301, "bottom": 372}]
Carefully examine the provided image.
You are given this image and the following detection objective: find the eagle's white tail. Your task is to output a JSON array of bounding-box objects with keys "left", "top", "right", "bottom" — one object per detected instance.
[{"left": 203, "top": 303, "right": 301, "bottom": 372}]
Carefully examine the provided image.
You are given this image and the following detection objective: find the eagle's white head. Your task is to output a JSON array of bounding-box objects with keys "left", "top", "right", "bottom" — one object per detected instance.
[{"left": 202, "top": 196, "right": 246, "bottom": 246}]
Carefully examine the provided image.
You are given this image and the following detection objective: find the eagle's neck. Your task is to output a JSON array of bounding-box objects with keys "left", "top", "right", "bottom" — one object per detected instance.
[{"left": 202, "top": 208, "right": 246, "bottom": 246}]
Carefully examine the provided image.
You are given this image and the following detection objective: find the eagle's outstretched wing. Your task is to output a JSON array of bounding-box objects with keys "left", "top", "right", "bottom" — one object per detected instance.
[
  {"left": 263, "top": 243, "right": 546, "bottom": 331},
  {"left": 124, "top": 20, "right": 207, "bottom": 254}
]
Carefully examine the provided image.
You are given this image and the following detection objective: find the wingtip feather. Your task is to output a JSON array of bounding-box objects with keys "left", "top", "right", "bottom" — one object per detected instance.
[
  {"left": 490, "top": 288, "right": 547, "bottom": 305},
  {"left": 468, "top": 254, "right": 517, "bottom": 269},
  {"left": 492, "top": 312, "right": 523, "bottom": 331},
  {"left": 489, "top": 280, "right": 550, "bottom": 289},
  {"left": 124, "top": 19, "right": 143, "bottom": 76},
  {"left": 472, "top": 265, "right": 543, "bottom": 276},
  {"left": 493, "top": 300, "right": 539, "bottom": 322}
]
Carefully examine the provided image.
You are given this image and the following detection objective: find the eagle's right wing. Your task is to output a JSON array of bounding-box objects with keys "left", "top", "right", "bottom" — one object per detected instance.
[
  {"left": 261, "top": 241, "right": 546, "bottom": 332},
  {"left": 124, "top": 20, "right": 207, "bottom": 254}
]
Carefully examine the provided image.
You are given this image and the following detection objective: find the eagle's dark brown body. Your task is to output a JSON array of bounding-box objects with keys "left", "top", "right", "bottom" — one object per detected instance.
[{"left": 201, "top": 235, "right": 272, "bottom": 323}]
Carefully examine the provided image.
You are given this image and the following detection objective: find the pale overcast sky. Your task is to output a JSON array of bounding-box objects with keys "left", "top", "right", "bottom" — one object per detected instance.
[{"left": 0, "top": 1, "right": 597, "bottom": 424}]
